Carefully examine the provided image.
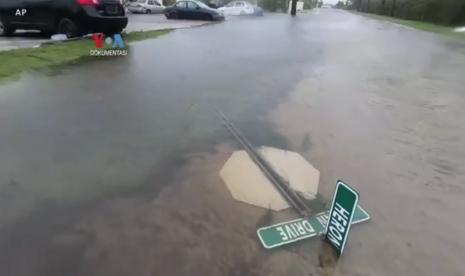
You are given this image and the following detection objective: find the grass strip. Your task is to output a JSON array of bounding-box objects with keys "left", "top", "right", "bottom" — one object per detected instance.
[
  {"left": 0, "top": 29, "right": 171, "bottom": 83},
  {"left": 355, "top": 12, "right": 465, "bottom": 41}
]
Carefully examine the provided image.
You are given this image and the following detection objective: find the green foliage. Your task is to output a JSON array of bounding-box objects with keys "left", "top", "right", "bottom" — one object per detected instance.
[
  {"left": 259, "top": 0, "right": 288, "bottom": 12},
  {"left": 302, "top": 0, "right": 313, "bottom": 9},
  {"left": 258, "top": 0, "right": 317, "bottom": 12},
  {"left": 335, "top": 1, "right": 346, "bottom": 8},
  {"left": 163, "top": 0, "right": 176, "bottom": 5},
  {"left": 350, "top": 0, "right": 465, "bottom": 25},
  {"left": 361, "top": 12, "right": 465, "bottom": 41}
]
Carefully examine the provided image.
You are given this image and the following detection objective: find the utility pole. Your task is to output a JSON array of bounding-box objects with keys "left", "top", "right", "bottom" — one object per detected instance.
[{"left": 290, "top": 0, "right": 297, "bottom": 16}]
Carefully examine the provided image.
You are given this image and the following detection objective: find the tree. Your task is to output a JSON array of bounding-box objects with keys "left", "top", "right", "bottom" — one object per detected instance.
[
  {"left": 353, "top": 0, "right": 361, "bottom": 11},
  {"left": 380, "top": 0, "right": 386, "bottom": 15},
  {"left": 335, "top": 1, "right": 345, "bottom": 8},
  {"left": 345, "top": 0, "right": 465, "bottom": 26},
  {"left": 390, "top": 0, "right": 396, "bottom": 17}
]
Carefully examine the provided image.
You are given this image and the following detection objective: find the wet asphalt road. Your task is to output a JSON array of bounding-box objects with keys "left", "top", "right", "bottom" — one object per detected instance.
[{"left": 1, "top": 9, "right": 465, "bottom": 276}]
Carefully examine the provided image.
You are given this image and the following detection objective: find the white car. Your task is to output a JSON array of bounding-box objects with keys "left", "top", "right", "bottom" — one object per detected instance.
[
  {"left": 128, "top": 0, "right": 165, "bottom": 14},
  {"left": 218, "top": 1, "right": 263, "bottom": 16}
]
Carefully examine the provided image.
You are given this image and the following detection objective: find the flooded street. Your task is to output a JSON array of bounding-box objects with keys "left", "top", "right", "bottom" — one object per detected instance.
[{"left": 1, "top": 9, "right": 465, "bottom": 276}]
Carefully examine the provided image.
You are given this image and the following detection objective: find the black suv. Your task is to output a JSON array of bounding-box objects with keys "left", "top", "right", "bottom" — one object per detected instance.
[{"left": 0, "top": 0, "right": 128, "bottom": 37}]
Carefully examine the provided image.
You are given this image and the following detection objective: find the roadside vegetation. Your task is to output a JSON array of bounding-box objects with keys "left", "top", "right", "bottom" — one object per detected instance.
[
  {"left": 358, "top": 12, "right": 465, "bottom": 41},
  {"left": 335, "top": 0, "right": 465, "bottom": 40},
  {"left": 341, "top": 0, "right": 465, "bottom": 25},
  {"left": 0, "top": 29, "right": 171, "bottom": 84},
  {"left": 259, "top": 0, "right": 322, "bottom": 13}
]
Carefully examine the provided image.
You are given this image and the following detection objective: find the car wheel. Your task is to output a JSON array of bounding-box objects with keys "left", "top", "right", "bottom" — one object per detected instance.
[
  {"left": 170, "top": 13, "right": 178, "bottom": 19},
  {"left": 57, "top": 18, "right": 80, "bottom": 38},
  {"left": 146, "top": 9, "right": 151, "bottom": 14},
  {"left": 205, "top": 14, "right": 213, "bottom": 21},
  {"left": 0, "top": 18, "right": 15, "bottom": 36}
]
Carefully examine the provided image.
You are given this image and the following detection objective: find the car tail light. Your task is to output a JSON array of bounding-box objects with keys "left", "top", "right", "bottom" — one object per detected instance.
[{"left": 76, "top": 0, "right": 100, "bottom": 6}]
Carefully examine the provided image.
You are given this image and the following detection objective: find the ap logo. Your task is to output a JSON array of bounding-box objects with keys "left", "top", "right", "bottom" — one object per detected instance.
[{"left": 15, "top": 9, "right": 27, "bottom": 16}]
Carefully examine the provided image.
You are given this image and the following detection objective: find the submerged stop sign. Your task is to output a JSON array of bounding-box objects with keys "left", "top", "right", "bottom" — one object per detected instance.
[{"left": 325, "top": 180, "right": 359, "bottom": 256}]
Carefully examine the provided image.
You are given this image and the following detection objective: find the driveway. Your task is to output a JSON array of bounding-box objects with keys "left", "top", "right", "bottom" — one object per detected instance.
[
  {"left": 0, "top": 31, "right": 49, "bottom": 51},
  {"left": 125, "top": 13, "right": 211, "bottom": 32},
  {"left": 0, "top": 10, "right": 465, "bottom": 276},
  {"left": 0, "top": 14, "right": 210, "bottom": 51}
]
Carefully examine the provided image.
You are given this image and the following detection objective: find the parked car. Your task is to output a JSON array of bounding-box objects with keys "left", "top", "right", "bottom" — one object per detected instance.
[
  {"left": 0, "top": 0, "right": 128, "bottom": 37},
  {"left": 128, "top": 0, "right": 165, "bottom": 14},
  {"left": 164, "top": 0, "right": 224, "bottom": 21},
  {"left": 218, "top": 1, "right": 263, "bottom": 16}
]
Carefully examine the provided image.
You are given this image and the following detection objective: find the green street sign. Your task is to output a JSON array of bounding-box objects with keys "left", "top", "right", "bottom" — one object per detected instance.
[
  {"left": 325, "top": 180, "right": 359, "bottom": 256},
  {"left": 257, "top": 204, "right": 369, "bottom": 249}
]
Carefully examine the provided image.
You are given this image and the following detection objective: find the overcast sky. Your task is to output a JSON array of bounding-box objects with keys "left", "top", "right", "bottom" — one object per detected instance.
[{"left": 323, "top": 0, "right": 339, "bottom": 4}]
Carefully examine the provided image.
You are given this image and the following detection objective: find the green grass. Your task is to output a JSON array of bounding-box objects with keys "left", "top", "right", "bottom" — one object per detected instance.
[
  {"left": 125, "top": 29, "right": 172, "bottom": 42},
  {"left": 356, "top": 12, "right": 465, "bottom": 41},
  {"left": 0, "top": 29, "right": 171, "bottom": 83}
]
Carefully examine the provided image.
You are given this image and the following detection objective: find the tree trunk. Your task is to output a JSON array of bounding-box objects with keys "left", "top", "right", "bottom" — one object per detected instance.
[{"left": 290, "top": 0, "right": 297, "bottom": 16}]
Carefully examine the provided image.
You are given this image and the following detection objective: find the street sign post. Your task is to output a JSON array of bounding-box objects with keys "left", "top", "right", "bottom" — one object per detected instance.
[
  {"left": 257, "top": 204, "right": 369, "bottom": 249},
  {"left": 325, "top": 180, "right": 359, "bottom": 256}
]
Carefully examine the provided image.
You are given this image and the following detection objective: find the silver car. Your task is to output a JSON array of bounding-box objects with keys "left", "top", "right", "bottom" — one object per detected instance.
[{"left": 128, "top": 0, "right": 165, "bottom": 14}]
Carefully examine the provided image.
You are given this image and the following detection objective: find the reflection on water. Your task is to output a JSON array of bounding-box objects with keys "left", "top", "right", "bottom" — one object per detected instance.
[{"left": 318, "top": 241, "right": 338, "bottom": 276}]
